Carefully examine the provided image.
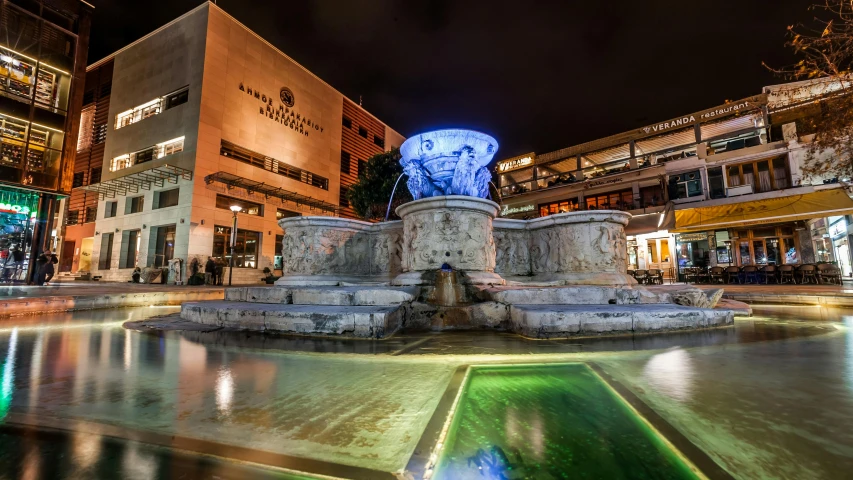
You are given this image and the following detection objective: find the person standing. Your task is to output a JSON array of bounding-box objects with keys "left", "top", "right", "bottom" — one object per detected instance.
[
  {"left": 35, "top": 250, "right": 48, "bottom": 286},
  {"left": 43, "top": 252, "right": 57, "bottom": 285},
  {"left": 205, "top": 256, "right": 216, "bottom": 285}
]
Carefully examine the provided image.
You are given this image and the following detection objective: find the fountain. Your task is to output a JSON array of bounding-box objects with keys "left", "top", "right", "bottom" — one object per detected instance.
[{"left": 181, "top": 129, "right": 733, "bottom": 338}]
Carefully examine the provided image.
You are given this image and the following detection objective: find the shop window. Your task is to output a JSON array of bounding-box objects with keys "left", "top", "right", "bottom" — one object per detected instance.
[
  {"left": 342, "top": 117, "right": 352, "bottom": 128},
  {"left": 276, "top": 209, "right": 301, "bottom": 220},
  {"left": 215, "top": 194, "right": 262, "bottom": 216},
  {"left": 66, "top": 210, "right": 79, "bottom": 225},
  {"left": 783, "top": 237, "right": 799, "bottom": 263},
  {"left": 125, "top": 195, "right": 143, "bottom": 214},
  {"left": 151, "top": 225, "right": 176, "bottom": 268},
  {"left": 164, "top": 87, "right": 189, "bottom": 110},
  {"left": 358, "top": 127, "right": 368, "bottom": 138},
  {"left": 341, "top": 151, "right": 351, "bottom": 174},
  {"left": 669, "top": 170, "right": 702, "bottom": 199},
  {"left": 153, "top": 188, "right": 179, "bottom": 209},
  {"left": 98, "top": 233, "right": 114, "bottom": 270},
  {"left": 90, "top": 167, "right": 101, "bottom": 184},
  {"left": 104, "top": 201, "right": 117, "bottom": 219},
  {"left": 211, "top": 226, "right": 260, "bottom": 268},
  {"left": 374, "top": 136, "right": 385, "bottom": 148},
  {"left": 118, "top": 229, "right": 140, "bottom": 269},
  {"left": 72, "top": 172, "right": 84, "bottom": 188}
]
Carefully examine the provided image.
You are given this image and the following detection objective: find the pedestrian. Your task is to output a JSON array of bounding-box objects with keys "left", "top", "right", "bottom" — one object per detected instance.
[
  {"left": 35, "top": 250, "right": 48, "bottom": 285},
  {"left": 205, "top": 256, "right": 216, "bottom": 285},
  {"left": 215, "top": 260, "right": 224, "bottom": 285},
  {"left": 43, "top": 251, "right": 57, "bottom": 285}
]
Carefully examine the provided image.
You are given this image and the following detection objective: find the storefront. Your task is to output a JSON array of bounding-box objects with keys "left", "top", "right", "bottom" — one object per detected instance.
[
  {"left": 731, "top": 224, "right": 800, "bottom": 266},
  {"left": 828, "top": 216, "right": 852, "bottom": 276},
  {"left": 0, "top": 186, "right": 41, "bottom": 281},
  {"left": 675, "top": 232, "right": 710, "bottom": 270}
]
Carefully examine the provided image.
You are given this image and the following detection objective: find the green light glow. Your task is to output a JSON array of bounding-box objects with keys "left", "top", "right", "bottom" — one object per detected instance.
[{"left": 433, "top": 363, "right": 699, "bottom": 479}]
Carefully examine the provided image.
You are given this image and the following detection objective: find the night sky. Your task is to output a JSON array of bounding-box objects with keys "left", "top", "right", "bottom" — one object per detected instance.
[{"left": 89, "top": 0, "right": 815, "bottom": 158}]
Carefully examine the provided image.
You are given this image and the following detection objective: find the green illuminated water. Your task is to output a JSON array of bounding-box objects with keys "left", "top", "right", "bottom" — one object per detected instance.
[{"left": 434, "top": 364, "right": 699, "bottom": 480}]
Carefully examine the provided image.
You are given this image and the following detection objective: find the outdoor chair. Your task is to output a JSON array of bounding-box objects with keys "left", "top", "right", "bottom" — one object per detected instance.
[
  {"left": 633, "top": 269, "right": 648, "bottom": 285},
  {"left": 725, "top": 266, "right": 741, "bottom": 284},
  {"left": 797, "top": 264, "right": 818, "bottom": 284},
  {"left": 759, "top": 265, "right": 779, "bottom": 284},
  {"left": 779, "top": 265, "right": 795, "bottom": 284},
  {"left": 647, "top": 269, "right": 664, "bottom": 285},
  {"left": 709, "top": 266, "right": 725, "bottom": 284},
  {"left": 741, "top": 265, "right": 759, "bottom": 284},
  {"left": 817, "top": 264, "right": 843, "bottom": 285}
]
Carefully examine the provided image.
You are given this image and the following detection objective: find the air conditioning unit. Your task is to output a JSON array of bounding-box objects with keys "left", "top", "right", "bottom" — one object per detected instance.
[{"left": 726, "top": 184, "right": 753, "bottom": 197}]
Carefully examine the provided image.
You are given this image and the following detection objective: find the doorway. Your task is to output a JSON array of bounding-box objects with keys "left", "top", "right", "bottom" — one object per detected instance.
[
  {"left": 60, "top": 240, "right": 74, "bottom": 272},
  {"left": 79, "top": 237, "right": 94, "bottom": 272},
  {"left": 646, "top": 238, "right": 672, "bottom": 276}
]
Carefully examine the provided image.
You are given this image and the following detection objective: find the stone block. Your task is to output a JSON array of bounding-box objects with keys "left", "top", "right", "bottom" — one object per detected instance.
[
  {"left": 224, "top": 287, "right": 247, "bottom": 301},
  {"left": 291, "top": 288, "right": 355, "bottom": 306},
  {"left": 352, "top": 287, "right": 417, "bottom": 306},
  {"left": 243, "top": 287, "right": 291, "bottom": 304}
]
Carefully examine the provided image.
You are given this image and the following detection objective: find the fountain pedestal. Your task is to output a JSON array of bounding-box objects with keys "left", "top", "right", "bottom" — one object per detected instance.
[{"left": 392, "top": 196, "right": 505, "bottom": 286}]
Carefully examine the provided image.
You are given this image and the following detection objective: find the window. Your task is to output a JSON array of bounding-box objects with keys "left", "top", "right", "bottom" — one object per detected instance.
[
  {"left": 118, "top": 230, "right": 140, "bottom": 269},
  {"left": 154, "top": 188, "right": 179, "bottom": 209},
  {"left": 725, "top": 157, "right": 790, "bottom": 195},
  {"left": 219, "top": 140, "right": 329, "bottom": 190},
  {"left": 275, "top": 234, "right": 284, "bottom": 270},
  {"left": 84, "top": 206, "right": 97, "bottom": 223},
  {"left": 111, "top": 137, "right": 184, "bottom": 171},
  {"left": 77, "top": 104, "right": 94, "bottom": 151},
  {"left": 98, "top": 233, "right": 114, "bottom": 270},
  {"left": 215, "top": 194, "right": 263, "bottom": 216},
  {"left": 708, "top": 167, "right": 725, "bottom": 199},
  {"left": 358, "top": 127, "right": 368, "bottom": 138},
  {"left": 358, "top": 159, "right": 367, "bottom": 178},
  {"left": 276, "top": 209, "right": 301, "bottom": 220},
  {"left": 72, "top": 171, "right": 84, "bottom": 188},
  {"left": 125, "top": 196, "right": 144, "bottom": 214},
  {"left": 340, "top": 186, "right": 350, "bottom": 207},
  {"left": 66, "top": 210, "right": 79, "bottom": 225},
  {"left": 669, "top": 170, "right": 703, "bottom": 199},
  {"left": 539, "top": 199, "right": 579, "bottom": 216},
  {"left": 212, "top": 226, "right": 260, "bottom": 268},
  {"left": 104, "top": 201, "right": 118, "bottom": 218},
  {"left": 342, "top": 117, "right": 352, "bottom": 128},
  {"left": 374, "top": 136, "right": 385, "bottom": 148},
  {"left": 151, "top": 225, "right": 176, "bottom": 268},
  {"left": 90, "top": 167, "right": 101, "bottom": 184},
  {"left": 340, "top": 151, "right": 351, "bottom": 174},
  {"left": 585, "top": 190, "right": 634, "bottom": 210},
  {"left": 164, "top": 87, "right": 189, "bottom": 110}
]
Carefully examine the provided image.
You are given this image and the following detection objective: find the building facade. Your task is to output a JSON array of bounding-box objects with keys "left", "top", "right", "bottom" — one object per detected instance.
[
  {"left": 58, "top": 2, "right": 403, "bottom": 283},
  {"left": 496, "top": 80, "right": 853, "bottom": 281},
  {"left": 0, "top": 0, "right": 92, "bottom": 281}
]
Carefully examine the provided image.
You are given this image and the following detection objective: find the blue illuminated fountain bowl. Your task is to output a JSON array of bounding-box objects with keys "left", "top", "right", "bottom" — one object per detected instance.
[{"left": 400, "top": 129, "right": 498, "bottom": 184}]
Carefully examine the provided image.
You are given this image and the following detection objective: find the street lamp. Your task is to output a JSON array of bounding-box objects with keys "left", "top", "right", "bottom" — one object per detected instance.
[{"left": 228, "top": 205, "right": 242, "bottom": 286}]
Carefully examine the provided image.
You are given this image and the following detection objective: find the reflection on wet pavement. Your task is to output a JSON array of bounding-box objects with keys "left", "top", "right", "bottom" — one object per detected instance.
[{"left": 0, "top": 306, "right": 851, "bottom": 478}]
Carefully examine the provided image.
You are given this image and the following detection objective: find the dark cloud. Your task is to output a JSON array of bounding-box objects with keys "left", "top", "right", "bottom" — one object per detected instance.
[{"left": 89, "top": 0, "right": 814, "bottom": 157}]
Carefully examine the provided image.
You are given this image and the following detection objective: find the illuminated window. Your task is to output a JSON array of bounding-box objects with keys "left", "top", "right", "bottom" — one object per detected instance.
[
  {"left": 114, "top": 86, "right": 189, "bottom": 130},
  {"left": 110, "top": 136, "right": 185, "bottom": 172},
  {"left": 215, "top": 194, "right": 262, "bottom": 216},
  {"left": 76, "top": 104, "right": 94, "bottom": 151}
]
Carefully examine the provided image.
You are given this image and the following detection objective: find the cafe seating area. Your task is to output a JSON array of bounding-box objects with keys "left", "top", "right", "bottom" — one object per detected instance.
[{"left": 648, "top": 264, "right": 845, "bottom": 285}]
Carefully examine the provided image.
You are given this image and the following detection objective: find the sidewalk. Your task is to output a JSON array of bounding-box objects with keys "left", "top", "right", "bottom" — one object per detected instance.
[{"left": 648, "top": 283, "right": 853, "bottom": 307}]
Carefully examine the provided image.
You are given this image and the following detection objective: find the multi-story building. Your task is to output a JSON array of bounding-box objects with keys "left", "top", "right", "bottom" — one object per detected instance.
[
  {"left": 496, "top": 79, "right": 853, "bottom": 281},
  {"left": 58, "top": 2, "right": 403, "bottom": 283},
  {"left": 0, "top": 0, "right": 92, "bottom": 281}
]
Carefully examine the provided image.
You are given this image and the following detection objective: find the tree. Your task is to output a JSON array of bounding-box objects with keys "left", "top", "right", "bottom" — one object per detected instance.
[
  {"left": 346, "top": 148, "right": 413, "bottom": 221},
  {"left": 770, "top": 0, "right": 853, "bottom": 181}
]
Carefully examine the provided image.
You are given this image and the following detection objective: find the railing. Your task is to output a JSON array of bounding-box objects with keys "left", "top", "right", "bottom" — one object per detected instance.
[{"left": 220, "top": 140, "right": 329, "bottom": 191}]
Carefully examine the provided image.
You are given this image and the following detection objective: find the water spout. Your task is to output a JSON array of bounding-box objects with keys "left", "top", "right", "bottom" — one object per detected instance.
[{"left": 384, "top": 173, "right": 406, "bottom": 222}]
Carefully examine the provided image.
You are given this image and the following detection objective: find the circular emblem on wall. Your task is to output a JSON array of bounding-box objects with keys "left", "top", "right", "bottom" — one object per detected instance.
[{"left": 280, "top": 87, "right": 295, "bottom": 107}]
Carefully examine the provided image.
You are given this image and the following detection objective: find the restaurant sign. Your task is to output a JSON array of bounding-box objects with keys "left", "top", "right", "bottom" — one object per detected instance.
[
  {"left": 639, "top": 94, "right": 767, "bottom": 137},
  {"left": 585, "top": 177, "right": 623, "bottom": 189},
  {"left": 239, "top": 83, "right": 325, "bottom": 137},
  {"left": 497, "top": 153, "right": 535, "bottom": 173},
  {"left": 501, "top": 203, "right": 535, "bottom": 216}
]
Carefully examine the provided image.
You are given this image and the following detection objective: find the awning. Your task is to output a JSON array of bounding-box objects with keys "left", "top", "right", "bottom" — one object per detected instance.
[
  {"left": 626, "top": 211, "right": 669, "bottom": 235},
  {"left": 81, "top": 164, "right": 193, "bottom": 199},
  {"left": 204, "top": 171, "right": 339, "bottom": 214},
  {"left": 672, "top": 188, "right": 853, "bottom": 233}
]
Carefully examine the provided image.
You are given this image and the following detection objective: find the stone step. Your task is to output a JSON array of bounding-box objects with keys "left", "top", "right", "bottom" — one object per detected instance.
[
  {"left": 181, "top": 301, "right": 403, "bottom": 338},
  {"left": 509, "top": 304, "right": 732, "bottom": 338},
  {"left": 225, "top": 286, "right": 418, "bottom": 306},
  {"left": 481, "top": 286, "right": 665, "bottom": 305}
]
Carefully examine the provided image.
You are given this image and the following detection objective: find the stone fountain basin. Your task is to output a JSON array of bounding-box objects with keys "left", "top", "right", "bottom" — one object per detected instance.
[{"left": 399, "top": 129, "right": 497, "bottom": 181}]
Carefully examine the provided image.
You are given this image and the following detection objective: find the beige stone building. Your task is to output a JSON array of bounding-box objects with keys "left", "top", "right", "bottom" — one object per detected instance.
[{"left": 61, "top": 2, "right": 403, "bottom": 283}]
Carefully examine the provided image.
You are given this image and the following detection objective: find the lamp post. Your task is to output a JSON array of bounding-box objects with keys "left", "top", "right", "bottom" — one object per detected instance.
[{"left": 228, "top": 205, "right": 242, "bottom": 286}]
